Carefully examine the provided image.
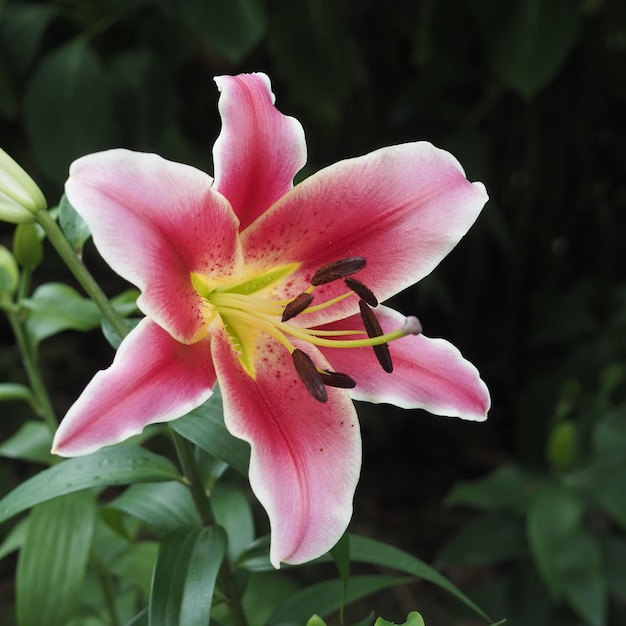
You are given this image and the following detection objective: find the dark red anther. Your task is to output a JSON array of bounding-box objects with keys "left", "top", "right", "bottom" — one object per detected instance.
[
  {"left": 359, "top": 300, "right": 393, "bottom": 373},
  {"left": 311, "top": 257, "right": 367, "bottom": 286},
  {"left": 320, "top": 370, "right": 357, "bottom": 389},
  {"left": 281, "top": 292, "right": 314, "bottom": 322},
  {"left": 345, "top": 277, "right": 378, "bottom": 307},
  {"left": 292, "top": 349, "right": 328, "bottom": 402}
]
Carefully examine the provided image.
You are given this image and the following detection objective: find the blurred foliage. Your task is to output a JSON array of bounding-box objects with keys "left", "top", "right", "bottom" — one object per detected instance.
[{"left": 0, "top": 0, "right": 625, "bottom": 624}]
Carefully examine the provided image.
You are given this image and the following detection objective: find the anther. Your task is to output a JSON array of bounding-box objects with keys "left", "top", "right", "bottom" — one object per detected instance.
[
  {"left": 281, "top": 292, "right": 314, "bottom": 322},
  {"left": 311, "top": 257, "right": 367, "bottom": 286},
  {"left": 344, "top": 277, "right": 378, "bottom": 307},
  {"left": 359, "top": 300, "right": 393, "bottom": 373},
  {"left": 320, "top": 370, "right": 357, "bottom": 389},
  {"left": 292, "top": 349, "right": 328, "bottom": 402}
]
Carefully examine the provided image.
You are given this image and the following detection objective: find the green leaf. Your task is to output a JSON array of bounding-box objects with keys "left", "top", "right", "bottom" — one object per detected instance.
[
  {"left": 0, "top": 446, "right": 180, "bottom": 525},
  {"left": 113, "top": 541, "right": 160, "bottom": 595},
  {"left": 375, "top": 612, "right": 425, "bottom": 626},
  {"left": 467, "top": 0, "right": 581, "bottom": 98},
  {"left": 527, "top": 482, "right": 607, "bottom": 625},
  {"left": 0, "top": 516, "right": 28, "bottom": 560},
  {"left": 16, "top": 490, "right": 96, "bottom": 626},
  {"left": 212, "top": 481, "right": 255, "bottom": 563},
  {"left": 437, "top": 511, "right": 527, "bottom": 567},
  {"left": 58, "top": 193, "right": 91, "bottom": 253},
  {"left": 268, "top": 575, "right": 412, "bottom": 625},
  {"left": 24, "top": 38, "right": 120, "bottom": 183},
  {"left": 0, "top": 382, "right": 36, "bottom": 407},
  {"left": 170, "top": 0, "right": 266, "bottom": 63},
  {"left": 171, "top": 388, "right": 250, "bottom": 476},
  {"left": 107, "top": 481, "right": 200, "bottom": 532},
  {"left": 446, "top": 464, "right": 536, "bottom": 514},
  {"left": 348, "top": 534, "right": 490, "bottom": 621},
  {"left": 330, "top": 531, "right": 350, "bottom": 622},
  {"left": 0, "top": 420, "right": 53, "bottom": 464},
  {"left": 603, "top": 535, "right": 626, "bottom": 602},
  {"left": 149, "top": 525, "right": 226, "bottom": 626}
]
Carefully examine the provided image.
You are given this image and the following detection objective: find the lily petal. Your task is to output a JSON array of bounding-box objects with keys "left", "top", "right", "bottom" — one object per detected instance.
[
  {"left": 66, "top": 149, "right": 242, "bottom": 343},
  {"left": 53, "top": 318, "right": 216, "bottom": 456},
  {"left": 243, "top": 142, "right": 488, "bottom": 326},
  {"left": 318, "top": 306, "right": 490, "bottom": 421},
  {"left": 211, "top": 329, "right": 361, "bottom": 567},
  {"left": 213, "top": 73, "right": 307, "bottom": 230}
]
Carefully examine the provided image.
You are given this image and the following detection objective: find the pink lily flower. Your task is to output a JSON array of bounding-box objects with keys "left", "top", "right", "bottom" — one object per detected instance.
[{"left": 52, "top": 73, "right": 490, "bottom": 567}]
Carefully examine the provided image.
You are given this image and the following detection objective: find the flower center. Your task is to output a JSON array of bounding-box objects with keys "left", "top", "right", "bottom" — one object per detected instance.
[{"left": 191, "top": 257, "right": 422, "bottom": 402}]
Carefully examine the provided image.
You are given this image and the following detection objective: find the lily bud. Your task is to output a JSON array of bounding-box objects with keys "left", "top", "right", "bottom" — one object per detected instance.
[
  {"left": 0, "top": 245, "right": 19, "bottom": 296},
  {"left": 0, "top": 148, "right": 47, "bottom": 223},
  {"left": 13, "top": 223, "right": 44, "bottom": 268}
]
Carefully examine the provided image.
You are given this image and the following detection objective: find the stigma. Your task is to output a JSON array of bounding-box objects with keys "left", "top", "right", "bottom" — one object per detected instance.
[{"left": 191, "top": 257, "right": 422, "bottom": 402}]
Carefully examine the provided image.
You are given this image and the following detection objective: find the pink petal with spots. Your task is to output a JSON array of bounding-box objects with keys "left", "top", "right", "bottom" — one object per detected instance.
[
  {"left": 52, "top": 318, "right": 216, "bottom": 456},
  {"left": 318, "top": 306, "right": 490, "bottom": 421},
  {"left": 213, "top": 73, "right": 307, "bottom": 230},
  {"left": 211, "top": 329, "right": 361, "bottom": 567},
  {"left": 243, "top": 142, "right": 488, "bottom": 327},
  {"left": 66, "top": 149, "right": 242, "bottom": 343}
]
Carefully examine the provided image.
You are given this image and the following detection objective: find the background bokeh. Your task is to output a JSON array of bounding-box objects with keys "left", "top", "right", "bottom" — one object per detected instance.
[{"left": 1, "top": 1, "right": 625, "bottom": 624}]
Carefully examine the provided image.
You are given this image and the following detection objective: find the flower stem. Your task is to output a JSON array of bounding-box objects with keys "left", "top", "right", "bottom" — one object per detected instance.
[
  {"left": 171, "top": 429, "right": 249, "bottom": 626},
  {"left": 35, "top": 210, "right": 130, "bottom": 340}
]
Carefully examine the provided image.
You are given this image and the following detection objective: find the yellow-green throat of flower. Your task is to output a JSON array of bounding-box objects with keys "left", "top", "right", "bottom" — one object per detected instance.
[{"left": 191, "top": 257, "right": 422, "bottom": 402}]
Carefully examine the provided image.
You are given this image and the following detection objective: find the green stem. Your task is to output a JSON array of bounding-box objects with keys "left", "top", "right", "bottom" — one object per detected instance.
[
  {"left": 171, "top": 429, "right": 249, "bottom": 626},
  {"left": 5, "top": 305, "right": 57, "bottom": 432},
  {"left": 35, "top": 210, "right": 130, "bottom": 340}
]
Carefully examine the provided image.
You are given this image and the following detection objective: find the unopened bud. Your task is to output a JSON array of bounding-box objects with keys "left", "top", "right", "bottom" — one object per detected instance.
[
  {"left": 13, "top": 223, "right": 44, "bottom": 268},
  {"left": 0, "top": 245, "right": 19, "bottom": 296},
  {"left": 402, "top": 316, "right": 422, "bottom": 336},
  {"left": 0, "top": 148, "right": 47, "bottom": 223}
]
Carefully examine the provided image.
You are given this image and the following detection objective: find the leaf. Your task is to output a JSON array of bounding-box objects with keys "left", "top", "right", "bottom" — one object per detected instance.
[
  {"left": 0, "top": 382, "right": 36, "bottom": 407},
  {"left": 446, "top": 464, "right": 536, "bottom": 514},
  {"left": 112, "top": 541, "right": 160, "bottom": 595},
  {"left": 603, "top": 535, "right": 626, "bottom": 602},
  {"left": 375, "top": 612, "right": 425, "bottom": 626},
  {"left": 169, "top": 0, "right": 266, "bottom": 62},
  {"left": 0, "top": 516, "right": 29, "bottom": 560},
  {"left": 16, "top": 490, "right": 96, "bottom": 626},
  {"left": 348, "top": 534, "right": 490, "bottom": 621},
  {"left": 0, "top": 420, "right": 53, "bottom": 464},
  {"left": 527, "top": 482, "right": 607, "bottom": 625},
  {"left": 212, "top": 481, "right": 255, "bottom": 563},
  {"left": 436, "top": 511, "right": 527, "bottom": 567},
  {"left": 0, "top": 446, "right": 180, "bottom": 525},
  {"left": 330, "top": 531, "right": 350, "bottom": 623},
  {"left": 106, "top": 481, "right": 200, "bottom": 532},
  {"left": 24, "top": 37, "right": 120, "bottom": 183},
  {"left": 149, "top": 525, "right": 226, "bottom": 626},
  {"left": 268, "top": 575, "right": 412, "bottom": 625},
  {"left": 467, "top": 0, "right": 581, "bottom": 98},
  {"left": 58, "top": 193, "right": 91, "bottom": 253},
  {"left": 171, "top": 388, "right": 250, "bottom": 476}
]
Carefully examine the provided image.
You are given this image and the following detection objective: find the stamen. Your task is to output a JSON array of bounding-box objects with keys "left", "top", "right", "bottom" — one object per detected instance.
[
  {"left": 345, "top": 277, "right": 378, "bottom": 307},
  {"left": 281, "top": 292, "right": 314, "bottom": 322},
  {"left": 311, "top": 257, "right": 367, "bottom": 286},
  {"left": 320, "top": 370, "right": 357, "bottom": 389},
  {"left": 292, "top": 349, "right": 328, "bottom": 403},
  {"left": 359, "top": 300, "right": 393, "bottom": 373}
]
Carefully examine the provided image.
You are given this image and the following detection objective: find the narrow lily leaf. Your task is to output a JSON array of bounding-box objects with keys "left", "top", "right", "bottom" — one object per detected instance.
[
  {"left": 0, "top": 420, "right": 53, "bottom": 464},
  {"left": 375, "top": 612, "right": 425, "bottom": 626},
  {"left": 268, "top": 575, "right": 412, "bottom": 624},
  {"left": 149, "top": 525, "right": 226, "bottom": 626},
  {"left": 16, "top": 490, "right": 96, "bottom": 626},
  {"left": 113, "top": 541, "right": 160, "bottom": 595},
  {"left": 0, "top": 446, "right": 180, "bottom": 525},
  {"left": 0, "top": 516, "right": 28, "bottom": 560},
  {"left": 212, "top": 481, "right": 255, "bottom": 563},
  {"left": 0, "top": 382, "right": 36, "bottom": 406},
  {"left": 126, "top": 608, "right": 149, "bottom": 626},
  {"left": 171, "top": 388, "right": 250, "bottom": 476},
  {"left": 24, "top": 38, "right": 119, "bottom": 183},
  {"left": 349, "top": 534, "right": 490, "bottom": 621},
  {"left": 329, "top": 531, "right": 350, "bottom": 623},
  {"left": 58, "top": 193, "right": 91, "bottom": 253},
  {"left": 106, "top": 481, "right": 200, "bottom": 532}
]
